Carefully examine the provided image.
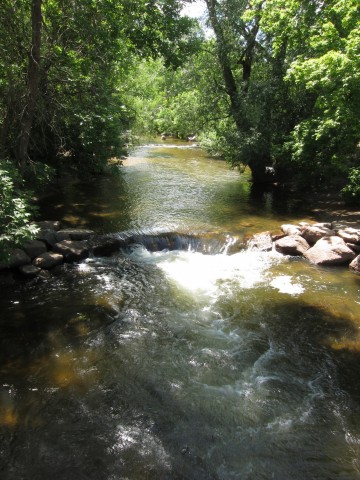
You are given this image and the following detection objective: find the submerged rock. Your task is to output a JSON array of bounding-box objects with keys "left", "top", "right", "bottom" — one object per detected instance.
[{"left": 304, "top": 236, "right": 356, "bottom": 266}]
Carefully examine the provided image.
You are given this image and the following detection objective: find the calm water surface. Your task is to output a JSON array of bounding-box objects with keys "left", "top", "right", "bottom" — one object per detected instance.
[{"left": 1, "top": 142, "right": 360, "bottom": 479}]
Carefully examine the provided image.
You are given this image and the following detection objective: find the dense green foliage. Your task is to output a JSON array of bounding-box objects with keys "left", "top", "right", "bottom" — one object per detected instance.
[
  {"left": 131, "top": 0, "right": 359, "bottom": 195},
  {"left": 0, "top": 0, "right": 198, "bottom": 253},
  {"left": 1, "top": 0, "right": 359, "bottom": 257}
]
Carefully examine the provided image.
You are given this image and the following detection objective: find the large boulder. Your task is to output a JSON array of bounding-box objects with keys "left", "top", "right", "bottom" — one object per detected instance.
[
  {"left": 22, "top": 240, "right": 47, "bottom": 259},
  {"left": 33, "top": 252, "right": 64, "bottom": 269},
  {"left": 304, "top": 236, "right": 356, "bottom": 266},
  {"left": 349, "top": 255, "right": 360, "bottom": 274},
  {"left": 336, "top": 227, "right": 360, "bottom": 245},
  {"left": 36, "top": 229, "right": 59, "bottom": 248},
  {"left": 53, "top": 240, "right": 89, "bottom": 262},
  {"left": 301, "top": 225, "right": 335, "bottom": 244},
  {"left": 0, "top": 249, "right": 31, "bottom": 270},
  {"left": 274, "top": 235, "right": 310, "bottom": 256}
]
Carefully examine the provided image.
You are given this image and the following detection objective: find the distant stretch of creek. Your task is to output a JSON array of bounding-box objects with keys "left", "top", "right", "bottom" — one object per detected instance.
[{"left": 1, "top": 141, "right": 360, "bottom": 479}]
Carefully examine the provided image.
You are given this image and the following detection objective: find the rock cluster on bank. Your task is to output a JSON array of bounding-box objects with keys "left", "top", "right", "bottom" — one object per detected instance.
[
  {"left": 0, "top": 221, "right": 122, "bottom": 286},
  {"left": 250, "top": 221, "right": 360, "bottom": 273}
]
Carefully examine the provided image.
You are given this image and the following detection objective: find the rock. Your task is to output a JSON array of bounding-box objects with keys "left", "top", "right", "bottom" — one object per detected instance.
[
  {"left": 349, "top": 255, "right": 360, "bottom": 274},
  {"left": 298, "top": 222, "right": 310, "bottom": 228},
  {"left": 22, "top": 240, "right": 47, "bottom": 259},
  {"left": 271, "top": 232, "right": 286, "bottom": 242},
  {"left": 0, "top": 249, "right": 31, "bottom": 270},
  {"left": 274, "top": 235, "right": 310, "bottom": 256},
  {"left": 313, "top": 222, "right": 332, "bottom": 229},
  {"left": 33, "top": 252, "right": 64, "bottom": 269},
  {"left": 301, "top": 225, "right": 335, "bottom": 244},
  {"left": 337, "top": 228, "right": 360, "bottom": 245},
  {"left": 36, "top": 229, "right": 59, "bottom": 248},
  {"left": 281, "top": 224, "right": 302, "bottom": 236},
  {"left": 346, "top": 243, "right": 360, "bottom": 253},
  {"left": 18, "top": 264, "right": 41, "bottom": 278},
  {"left": 55, "top": 231, "right": 71, "bottom": 242},
  {"left": 331, "top": 221, "right": 360, "bottom": 231},
  {"left": 92, "top": 237, "right": 121, "bottom": 257},
  {"left": 304, "top": 236, "right": 356, "bottom": 266},
  {"left": 57, "top": 229, "right": 95, "bottom": 241},
  {"left": 35, "top": 220, "right": 62, "bottom": 231},
  {"left": 247, "top": 231, "right": 273, "bottom": 251},
  {"left": 53, "top": 240, "right": 89, "bottom": 262}
]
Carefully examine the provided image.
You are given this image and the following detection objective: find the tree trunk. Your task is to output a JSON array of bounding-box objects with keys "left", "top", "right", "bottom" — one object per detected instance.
[
  {"left": 17, "top": 0, "right": 42, "bottom": 173},
  {"left": 205, "top": 0, "right": 272, "bottom": 184}
]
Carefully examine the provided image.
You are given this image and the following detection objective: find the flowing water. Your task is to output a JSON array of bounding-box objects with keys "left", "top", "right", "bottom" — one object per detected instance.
[{"left": 1, "top": 142, "right": 360, "bottom": 479}]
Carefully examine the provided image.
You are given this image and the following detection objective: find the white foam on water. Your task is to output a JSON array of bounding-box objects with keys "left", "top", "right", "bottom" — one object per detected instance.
[{"left": 127, "top": 246, "right": 285, "bottom": 301}]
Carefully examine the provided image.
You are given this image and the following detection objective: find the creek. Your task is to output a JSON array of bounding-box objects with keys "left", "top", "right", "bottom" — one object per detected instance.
[{"left": 1, "top": 141, "right": 360, "bottom": 479}]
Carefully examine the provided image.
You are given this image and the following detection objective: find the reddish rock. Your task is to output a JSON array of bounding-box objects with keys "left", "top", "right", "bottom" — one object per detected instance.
[
  {"left": 304, "top": 236, "right": 356, "bottom": 266},
  {"left": 281, "top": 224, "right": 302, "bottom": 236},
  {"left": 337, "top": 228, "right": 360, "bottom": 245},
  {"left": 301, "top": 225, "right": 335, "bottom": 244},
  {"left": 274, "top": 235, "right": 310, "bottom": 256},
  {"left": 349, "top": 255, "right": 360, "bottom": 273}
]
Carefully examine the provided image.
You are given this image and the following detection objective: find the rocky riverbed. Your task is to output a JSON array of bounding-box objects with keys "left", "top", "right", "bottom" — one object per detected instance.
[{"left": 249, "top": 220, "right": 360, "bottom": 273}]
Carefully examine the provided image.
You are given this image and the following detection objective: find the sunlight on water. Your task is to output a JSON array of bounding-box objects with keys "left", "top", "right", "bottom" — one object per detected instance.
[{"left": 126, "top": 244, "right": 309, "bottom": 302}]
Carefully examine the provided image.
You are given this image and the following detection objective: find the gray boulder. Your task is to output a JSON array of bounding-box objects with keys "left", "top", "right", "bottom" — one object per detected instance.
[
  {"left": 33, "top": 252, "right": 64, "bottom": 269},
  {"left": 53, "top": 240, "right": 89, "bottom": 262},
  {"left": 0, "top": 249, "right": 31, "bottom": 270},
  {"left": 22, "top": 240, "right": 47, "bottom": 259},
  {"left": 304, "top": 236, "right": 356, "bottom": 266},
  {"left": 274, "top": 235, "right": 310, "bottom": 256},
  {"left": 36, "top": 229, "right": 59, "bottom": 247}
]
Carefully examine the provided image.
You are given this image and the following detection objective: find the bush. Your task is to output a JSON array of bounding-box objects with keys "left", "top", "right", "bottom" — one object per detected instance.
[
  {"left": 0, "top": 160, "right": 38, "bottom": 260},
  {"left": 341, "top": 167, "right": 360, "bottom": 206}
]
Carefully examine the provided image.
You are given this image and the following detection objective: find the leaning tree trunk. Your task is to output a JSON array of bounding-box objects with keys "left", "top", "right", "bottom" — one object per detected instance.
[{"left": 17, "top": 0, "right": 42, "bottom": 173}]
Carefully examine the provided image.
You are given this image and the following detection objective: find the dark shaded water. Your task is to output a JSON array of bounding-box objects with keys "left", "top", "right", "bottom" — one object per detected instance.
[{"left": 1, "top": 142, "right": 360, "bottom": 479}]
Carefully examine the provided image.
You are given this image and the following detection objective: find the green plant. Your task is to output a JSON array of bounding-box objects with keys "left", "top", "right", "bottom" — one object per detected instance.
[
  {"left": 341, "top": 167, "right": 360, "bottom": 205},
  {"left": 0, "top": 159, "right": 38, "bottom": 260}
]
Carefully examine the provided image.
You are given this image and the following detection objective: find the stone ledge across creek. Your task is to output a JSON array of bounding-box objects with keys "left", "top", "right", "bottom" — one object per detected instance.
[{"left": 0, "top": 222, "right": 246, "bottom": 285}]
